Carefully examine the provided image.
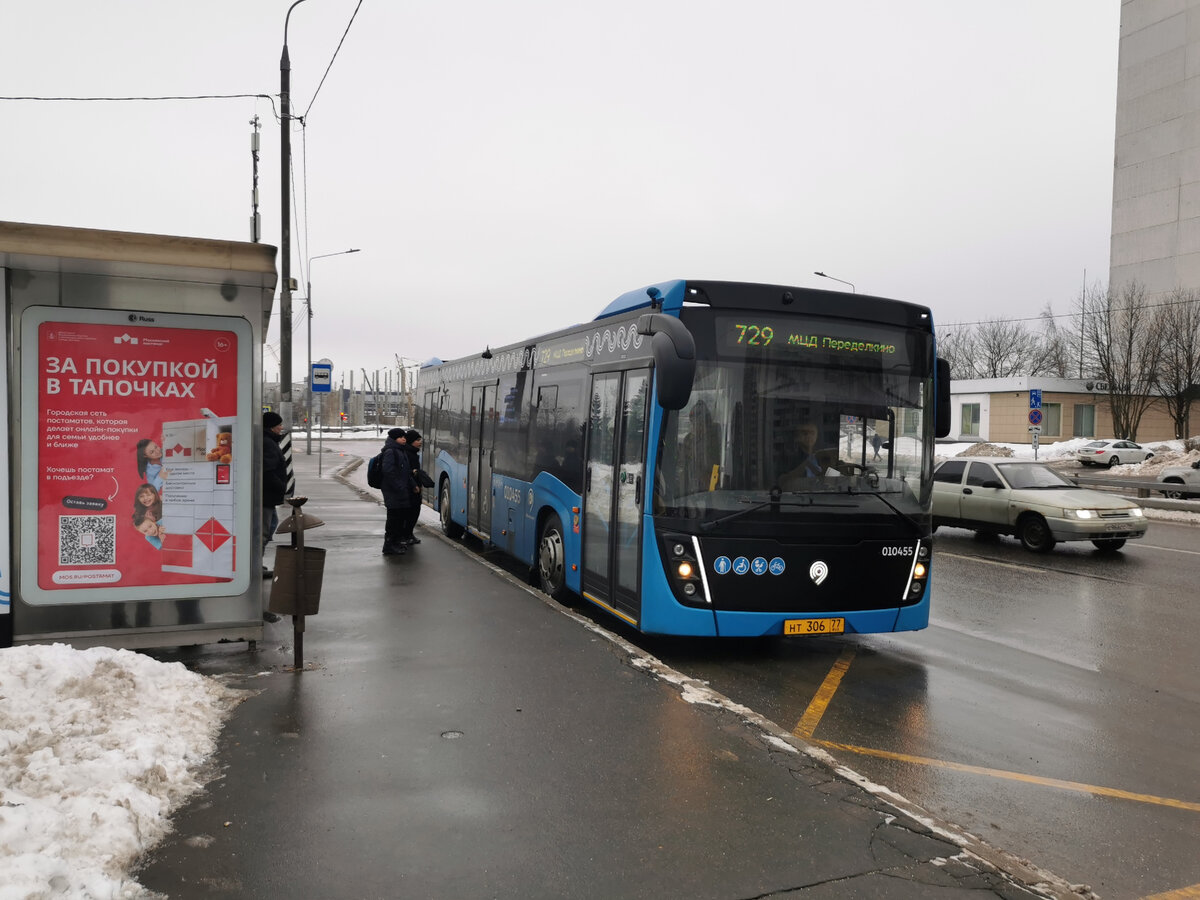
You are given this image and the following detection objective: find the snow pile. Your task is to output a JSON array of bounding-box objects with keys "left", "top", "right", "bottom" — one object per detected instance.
[{"left": 0, "top": 644, "right": 240, "bottom": 899}]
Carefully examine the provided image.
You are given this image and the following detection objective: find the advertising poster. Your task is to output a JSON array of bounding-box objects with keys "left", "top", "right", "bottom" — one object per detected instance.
[
  {"left": 0, "top": 307, "right": 9, "bottom": 616},
  {"left": 20, "top": 308, "right": 252, "bottom": 605}
]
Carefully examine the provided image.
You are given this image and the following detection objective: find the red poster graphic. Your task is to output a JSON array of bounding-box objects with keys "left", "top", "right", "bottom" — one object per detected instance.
[{"left": 37, "top": 321, "right": 242, "bottom": 590}]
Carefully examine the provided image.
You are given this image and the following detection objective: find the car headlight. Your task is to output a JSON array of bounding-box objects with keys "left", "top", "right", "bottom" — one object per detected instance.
[
  {"left": 1129, "top": 508, "right": 1145, "bottom": 517},
  {"left": 1066, "top": 508, "right": 1096, "bottom": 519}
]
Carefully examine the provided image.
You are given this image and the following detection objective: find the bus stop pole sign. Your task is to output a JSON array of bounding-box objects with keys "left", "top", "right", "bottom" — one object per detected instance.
[
  {"left": 311, "top": 363, "right": 332, "bottom": 393},
  {"left": 1028, "top": 390, "right": 1042, "bottom": 460}
]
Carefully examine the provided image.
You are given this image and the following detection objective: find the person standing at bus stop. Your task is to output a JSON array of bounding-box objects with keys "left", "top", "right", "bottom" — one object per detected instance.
[
  {"left": 261, "top": 412, "right": 289, "bottom": 622},
  {"left": 400, "top": 429, "right": 427, "bottom": 546},
  {"left": 380, "top": 427, "right": 415, "bottom": 556}
]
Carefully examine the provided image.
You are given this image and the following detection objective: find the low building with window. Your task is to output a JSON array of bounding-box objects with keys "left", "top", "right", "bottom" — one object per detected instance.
[{"left": 948, "top": 377, "right": 1179, "bottom": 444}]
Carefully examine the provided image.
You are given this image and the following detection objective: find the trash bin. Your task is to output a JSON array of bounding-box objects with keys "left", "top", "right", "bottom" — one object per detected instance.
[{"left": 268, "top": 546, "right": 326, "bottom": 616}]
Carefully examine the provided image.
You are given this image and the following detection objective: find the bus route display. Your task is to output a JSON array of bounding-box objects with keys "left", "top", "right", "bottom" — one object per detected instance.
[{"left": 717, "top": 315, "right": 899, "bottom": 359}]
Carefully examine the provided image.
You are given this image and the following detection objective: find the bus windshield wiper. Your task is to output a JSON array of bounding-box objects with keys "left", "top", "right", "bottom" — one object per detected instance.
[
  {"left": 698, "top": 492, "right": 841, "bottom": 531},
  {"left": 851, "top": 490, "right": 924, "bottom": 536}
]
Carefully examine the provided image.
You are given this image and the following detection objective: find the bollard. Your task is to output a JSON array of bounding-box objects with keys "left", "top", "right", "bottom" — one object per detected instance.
[{"left": 270, "top": 496, "right": 326, "bottom": 669}]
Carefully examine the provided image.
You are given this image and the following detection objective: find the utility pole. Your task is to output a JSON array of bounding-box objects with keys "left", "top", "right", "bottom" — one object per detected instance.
[
  {"left": 249, "top": 116, "right": 261, "bottom": 243},
  {"left": 279, "top": 0, "right": 309, "bottom": 430}
]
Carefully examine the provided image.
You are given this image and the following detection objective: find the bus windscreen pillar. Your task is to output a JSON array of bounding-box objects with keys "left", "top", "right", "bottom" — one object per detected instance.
[{"left": 0, "top": 221, "right": 277, "bottom": 650}]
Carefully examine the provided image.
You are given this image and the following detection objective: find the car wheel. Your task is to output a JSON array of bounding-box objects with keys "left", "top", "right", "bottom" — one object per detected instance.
[
  {"left": 439, "top": 479, "right": 464, "bottom": 538},
  {"left": 1161, "top": 479, "right": 1187, "bottom": 500},
  {"left": 1107, "top": 456, "right": 1120, "bottom": 467},
  {"left": 1017, "top": 514, "right": 1056, "bottom": 553},
  {"left": 1091, "top": 539, "right": 1126, "bottom": 552},
  {"left": 536, "top": 513, "right": 571, "bottom": 602}
]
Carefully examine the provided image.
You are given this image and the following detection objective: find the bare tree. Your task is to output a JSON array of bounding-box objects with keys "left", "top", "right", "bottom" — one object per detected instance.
[
  {"left": 973, "top": 317, "right": 1040, "bottom": 378},
  {"left": 1153, "top": 287, "right": 1200, "bottom": 439},
  {"left": 1080, "top": 281, "right": 1164, "bottom": 440},
  {"left": 936, "top": 324, "right": 977, "bottom": 379},
  {"left": 1028, "top": 302, "right": 1073, "bottom": 377}
]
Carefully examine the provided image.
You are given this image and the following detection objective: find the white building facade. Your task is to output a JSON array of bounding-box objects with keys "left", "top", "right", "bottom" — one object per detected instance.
[{"left": 1110, "top": 0, "right": 1200, "bottom": 295}]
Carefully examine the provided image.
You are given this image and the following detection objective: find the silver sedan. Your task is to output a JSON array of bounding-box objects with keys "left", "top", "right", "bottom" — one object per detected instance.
[{"left": 933, "top": 457, "right": 1148, "bottom": 552}]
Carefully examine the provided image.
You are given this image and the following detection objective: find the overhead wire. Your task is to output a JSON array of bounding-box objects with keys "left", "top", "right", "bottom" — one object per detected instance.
[
  {"left": 0, "top": 93, "right": 280, "bottom": 121},
  {"left": 302, "top": 0, "right": 363, "bottom": 121}
]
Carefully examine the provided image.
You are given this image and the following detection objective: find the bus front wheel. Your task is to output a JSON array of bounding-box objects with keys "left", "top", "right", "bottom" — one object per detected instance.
[
  {"left": 440, "top": 480, "right": 464, "bottom": 539},
  {"left": 537, "top": 514, "right": 570, "bottom": 602}
]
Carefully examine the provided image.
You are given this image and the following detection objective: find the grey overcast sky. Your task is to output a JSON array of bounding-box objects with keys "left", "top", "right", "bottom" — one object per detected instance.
[{"left": 2, "top": 1, "right": 1121, "bottom": 384}]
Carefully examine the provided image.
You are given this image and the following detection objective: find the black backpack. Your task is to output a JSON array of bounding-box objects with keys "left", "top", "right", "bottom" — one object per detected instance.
[{"left": 366, "top": 452, "right": 383, "bottom": 489}]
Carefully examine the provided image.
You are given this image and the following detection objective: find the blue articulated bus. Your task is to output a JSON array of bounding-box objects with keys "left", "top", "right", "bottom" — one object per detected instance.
[{"left": 416, "top": 279, "right": 951, "bottom": 637}]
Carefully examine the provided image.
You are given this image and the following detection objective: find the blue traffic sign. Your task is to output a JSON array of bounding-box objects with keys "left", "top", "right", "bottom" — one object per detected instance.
[
  {"left": 1029, "top": 389, "right": 1042, "bottom": 410},
  {"left": 311, "top": 363, "right": 333, "bottom": 393}
]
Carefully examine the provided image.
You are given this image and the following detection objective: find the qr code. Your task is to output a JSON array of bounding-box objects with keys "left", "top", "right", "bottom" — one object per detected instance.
[{"left": 58, "top": 515, "right": 117, "bottom": 566}]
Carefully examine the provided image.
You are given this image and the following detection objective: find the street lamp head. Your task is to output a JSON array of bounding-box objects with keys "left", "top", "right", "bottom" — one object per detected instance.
[{"left": 813, "top": 271, "right": 855, "bottom": 292}]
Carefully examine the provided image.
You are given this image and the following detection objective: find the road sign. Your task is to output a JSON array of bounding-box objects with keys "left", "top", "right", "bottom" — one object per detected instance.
[
  {"left": 1028, "top": 408, "right": 1043, "bottom": 426},
  {"left": 1028, "top": 425, "right": 1042, "bottom": 433},
  {"left": 311, "top": 362, "right": 332, "bottom": 393},
  {"left": 1029, "top": 389, "right": 1042, "bottom": 409}
]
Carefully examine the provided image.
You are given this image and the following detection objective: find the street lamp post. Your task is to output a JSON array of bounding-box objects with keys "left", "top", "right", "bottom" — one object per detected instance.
[
  {"left": 306, "top": 248, "right": 361, "bottom": 455},
  {"left": 279, "top": 0, "right": 310, "bottom": 431},
  {"left": 814, "top": 271, "right": 856, "bottom": 293}
]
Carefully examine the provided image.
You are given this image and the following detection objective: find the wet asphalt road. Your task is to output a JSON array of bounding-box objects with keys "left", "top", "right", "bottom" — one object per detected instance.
[
  {"left": 333, "top": 437, "right": 1200, "bottom": 898},
  {"left": 635, "top": 521, "right": 1200, "bottom": 900}
]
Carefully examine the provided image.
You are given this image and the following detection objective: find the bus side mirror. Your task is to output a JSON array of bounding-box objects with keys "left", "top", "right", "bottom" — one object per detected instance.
[
  {"left": 935, "top": 358, "right": 951, "bottom": 438},
  {"left": 636, "top": 313, "right": 696, "bottom": 410}
]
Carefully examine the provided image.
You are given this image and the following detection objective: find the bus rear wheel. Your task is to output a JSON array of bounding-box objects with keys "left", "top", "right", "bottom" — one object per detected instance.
[
  {"left": 439, "top": 480, "right": 464, "bottom": 539},
  {"left": 537, "top": 514, "right": 570, "bottom": 602}
]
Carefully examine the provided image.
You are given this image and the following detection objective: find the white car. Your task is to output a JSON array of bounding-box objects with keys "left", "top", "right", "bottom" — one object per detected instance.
[
  {"left": 933, "top": 457, "right": 1148, "bottom": 552},
  {"left": 1157, "top": 459, "right": 1200, "bottom": 499},
  {"left": 1076, "top": 439, "right": 1155, "bottom": 467}
]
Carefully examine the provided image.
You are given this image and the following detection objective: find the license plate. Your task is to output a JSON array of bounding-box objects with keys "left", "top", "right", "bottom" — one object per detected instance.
[{"left": 783, "top": 617, "right": 845, "bottom": 636}]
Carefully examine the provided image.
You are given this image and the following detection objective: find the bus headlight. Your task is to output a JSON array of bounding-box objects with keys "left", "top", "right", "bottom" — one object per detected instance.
[{"left": 660, "top": 533, "right": 709, "bottom": 607}]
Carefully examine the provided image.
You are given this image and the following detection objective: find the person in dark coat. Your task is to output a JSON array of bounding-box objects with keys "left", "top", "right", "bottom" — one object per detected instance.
[
  {"left": 399, "top": 429, "right": 425, "bottom": 546},
  {"left": 262, "top": 412, "right": 288, "bottom": 576},
  {"left": 380, "top": 428, "right": 416, "bottom": 556}
]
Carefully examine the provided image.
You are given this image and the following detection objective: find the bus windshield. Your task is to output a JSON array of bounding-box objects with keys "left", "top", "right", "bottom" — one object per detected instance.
[{"left": 654, "top": 314, "right": 934, "bottom": 520}]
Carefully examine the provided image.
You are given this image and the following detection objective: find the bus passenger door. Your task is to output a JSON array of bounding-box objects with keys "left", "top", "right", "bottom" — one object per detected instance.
[
  {"left": 581, "top": 368, "right": 650, "bottom": 623},
  {"left": 469, "top": 383, "right": 496, "bottom": 537}
]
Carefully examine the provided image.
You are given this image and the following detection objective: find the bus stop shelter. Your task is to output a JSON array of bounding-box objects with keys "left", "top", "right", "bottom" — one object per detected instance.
[{"left": 0, "top": 220, "right": 276, "bottom": 649}]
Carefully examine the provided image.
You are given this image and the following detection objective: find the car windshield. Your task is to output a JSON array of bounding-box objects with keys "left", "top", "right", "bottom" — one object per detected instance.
[
  {"left": 995, "top": 462, "right": 1076, "bottom": 489},
  {"left": 653, "top": 313, "right": 935, "bottom": 522},
  {"left": 1083, "top": 442, "right": 1108, "bottom": 449}
]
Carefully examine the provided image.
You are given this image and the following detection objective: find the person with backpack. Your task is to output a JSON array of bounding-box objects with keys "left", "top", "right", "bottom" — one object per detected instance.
[{"left": 379, "top": 428, "right": 415, "bottom": 556}]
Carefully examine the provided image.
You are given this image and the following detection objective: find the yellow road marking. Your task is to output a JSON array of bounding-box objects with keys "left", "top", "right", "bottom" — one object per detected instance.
[
  {"left": 1141, "top": 884, "right": 1200, "bottom": 899},
  {"left": 791, "top": 634, "right": 1200, "bottom": 816},
  {"left": 793, "top": 647, "right": 856, "bottom": 739},
  {"left": 812, "top": 740, "right": 1200, "bottom": 813}
]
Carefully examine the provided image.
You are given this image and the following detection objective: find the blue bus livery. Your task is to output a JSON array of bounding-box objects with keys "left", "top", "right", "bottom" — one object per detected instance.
[{"left": 416, "top": 279, "right": 950, "bottom": 637}]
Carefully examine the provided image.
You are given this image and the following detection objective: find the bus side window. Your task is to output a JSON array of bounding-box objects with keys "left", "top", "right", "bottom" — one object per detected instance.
[
  {"left": 532, "top": 384, "right": 559, "bottom": 478},
  {"left": 555, "top": 372, "right": 586, "bottom": 494}
]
